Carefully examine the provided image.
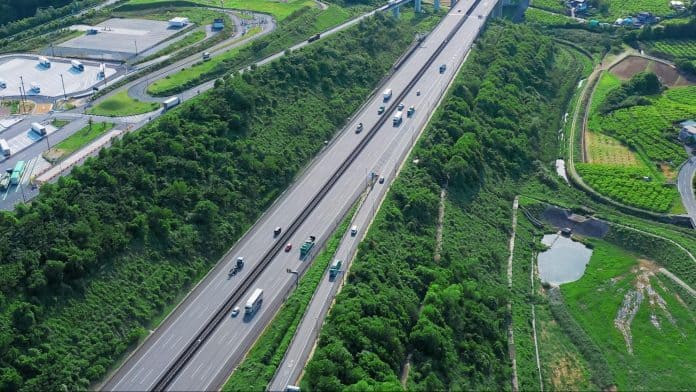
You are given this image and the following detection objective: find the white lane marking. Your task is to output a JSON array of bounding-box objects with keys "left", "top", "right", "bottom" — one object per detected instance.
[
  {"left": 130, "top": 367, "right": 145, "bottom": 383},
  {"left": 191, "top": 362, "right": 204, "bottom": 378}
]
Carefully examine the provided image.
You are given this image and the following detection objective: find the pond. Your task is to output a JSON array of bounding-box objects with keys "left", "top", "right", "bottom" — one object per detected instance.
[{"left": 537, "top": 233, "right": 593, "bottom": 285}]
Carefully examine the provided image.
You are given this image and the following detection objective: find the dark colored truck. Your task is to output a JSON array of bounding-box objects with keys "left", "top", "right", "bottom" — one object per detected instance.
[
  {"left": 300, "top": 236, "right": 316, "bottom": 259},
  {"left": 308, "top": 34, "right": 320, "bottom": 43},
  {"left": 229, "top": 257, "right": 245, "bottom": 277}
]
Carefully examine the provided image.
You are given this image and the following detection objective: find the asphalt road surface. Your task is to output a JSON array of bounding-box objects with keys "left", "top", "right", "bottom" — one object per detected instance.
[
  {"left": 677, "top": 156, "right": 696, "bottom": 228},
  {"left": 270, "top": 1, "right": 498, "bottom": 390},
  {"left": 104, "top": 1, "right": 494, "bottom": 391}
]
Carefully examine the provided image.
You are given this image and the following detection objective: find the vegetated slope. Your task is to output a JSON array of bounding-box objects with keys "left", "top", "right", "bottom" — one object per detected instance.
[
  {"left": 0, "top": 13, "right": 421, "bottom": 392},
  {"left": 579, "top": 72, "right": 694, "bottom": 213},
  {"left": 561, "top": 240, "right": 696, "bottom": 390},
  {"left": 148, "top": 5, "right": 348, "bottom": 96},
  {"left": 304, "top": 22, "right": 583, "bottom": 391},
  {"left": 0, "top": 0, "right": 73, "bottom": 26}
]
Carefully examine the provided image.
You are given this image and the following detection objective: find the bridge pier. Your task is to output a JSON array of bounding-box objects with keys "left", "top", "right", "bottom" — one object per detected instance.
[
  {"left": 392, "top": 5, "right": 400, "bottom": 18},
  {"left": 434, "top": 0, "right": 440, "bottom": 12},
  {"left": 415, "top": 0, "right": 422, "bottom": 13}
]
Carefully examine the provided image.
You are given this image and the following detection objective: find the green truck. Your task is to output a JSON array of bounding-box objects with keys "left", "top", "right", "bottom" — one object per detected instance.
[
  {"left": 329, "top": 259, "right": 342, "bottom": 280},
  {"left": 300, "top": 236, "right": 316, "bottom": 259}
]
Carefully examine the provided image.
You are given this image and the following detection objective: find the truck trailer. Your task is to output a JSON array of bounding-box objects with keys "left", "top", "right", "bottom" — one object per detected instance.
[
  {"left": 38, "top": 56, "right": 51, "bottom": 68},
  {"left": 31, "top": 122, "right": 47, "bottom": 136},
  {"left": 162, "top": 96, "right": 180, "bottom": 111},
  {"left": 300, "top": 235, "right": 316, "bottom": 259},
  {"left": 244, "top": 288, "right": 264, "bottom": 316},
  {"left": 0, "top": 139, "right": 10, "bottom": 157},
  {"left": 392, "top": 111, "right": 403, "bottom": 126},
  {"left": 383, "top": 88, "right": 392, "bottom": 101},
  {"left": 71, "top": 60, "right": 84, "bottom": 71}
]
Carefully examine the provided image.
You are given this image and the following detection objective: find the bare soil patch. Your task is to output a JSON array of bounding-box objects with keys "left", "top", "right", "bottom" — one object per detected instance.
[
  {"left": 34, "top": 103, "right": 53, "bottom": 114},
  {"left": 610, "top": 55, "right": 696, "bottom": 87}
]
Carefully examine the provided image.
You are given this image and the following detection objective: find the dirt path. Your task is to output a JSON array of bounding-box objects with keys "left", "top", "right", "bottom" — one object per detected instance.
[
  {"left": 434, "top": 187, "right": 447, "bottom": 262},
  {"left": 659, "top": 268, "right": 696, "bottom": 297},
  {"left": 507, "top": 196, "right": 520, "bottom": 392},
  {"left": 530, "top": 254, "right": 544, "bottom": 392}
]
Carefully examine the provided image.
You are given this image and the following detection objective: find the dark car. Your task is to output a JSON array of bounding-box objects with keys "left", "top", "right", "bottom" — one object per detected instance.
[
  {"left": 274, "top": 227, "right": 282, "bottom": 236},
  {"left": 285, "top": 243, "right": 292, "bottom": 252},
  {"left": 379, "top": 176, "right": 385, "bottom": 184}
]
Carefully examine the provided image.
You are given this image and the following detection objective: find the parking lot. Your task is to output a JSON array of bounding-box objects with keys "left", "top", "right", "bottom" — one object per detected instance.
[
  {"left": 54, "top": 18, "right": 187, "bottom": 60},
  {"left": 0, "top": 56, "right": 118, "bottom": 99}
]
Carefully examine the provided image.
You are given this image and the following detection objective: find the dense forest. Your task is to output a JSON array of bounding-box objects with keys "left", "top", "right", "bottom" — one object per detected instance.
[
  {"left": 0, "top": 0, "right": 72, "bottom": 26},
  {"left": 304, "top": 21, "right": 581, "bottom": 390},
  {"left": 0, "top": 13, "right": 423, "bottom": 391}
]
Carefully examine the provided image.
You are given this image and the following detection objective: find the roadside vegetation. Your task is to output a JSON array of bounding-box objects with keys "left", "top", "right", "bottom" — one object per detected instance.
[
  {"left": 0, "top": 12, "right": 438, "bottom": 391},
  {"left": 524, "top": 7, "right": 580, "bottom": 27},
  {"left": 87, "top": 91, "right": 160, "bottom": 117},
  {"left": 304, "top": 21, "right": 584, "bottom": 391},
  {"left": 45, "top": 121, "right": 115, "bottom": 163},
  {"left": 222, "top": 206, "right": 356, "bottom": 392}
]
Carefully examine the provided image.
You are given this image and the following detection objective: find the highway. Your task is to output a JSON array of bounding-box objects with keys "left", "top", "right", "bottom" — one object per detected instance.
[
  {"left": 104, "top": 1, "right": 495, "bottom": 391},
  {"left": 269, "top": 0, "right": 498, "bottom": 390},
  {"left": 677, "top": 156, "right": 696, "bottom": 228}
]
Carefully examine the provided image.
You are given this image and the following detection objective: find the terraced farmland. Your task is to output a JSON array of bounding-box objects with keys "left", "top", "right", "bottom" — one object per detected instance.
[{"left": 651, "top": 39, "right": 696, "bottom": 59}]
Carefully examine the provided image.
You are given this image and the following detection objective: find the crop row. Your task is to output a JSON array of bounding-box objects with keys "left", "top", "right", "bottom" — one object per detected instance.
[
  {"left": 591, "top": 86, "right": 696, "bottom": 164},
  {"left": 530, "top": 0, "right": 567, "bottom": 13},
  {"left": 605, "top": 0, "right": 672, "bottom": 19},
  {"left": 525, "top": 7, "right": 579, "bottom": 26},
  {"left": 651, "top": 39, "right": 696, "bottom": 59},
  {"left": 576, "top": 163, "right": 679, "bottom": 212}
]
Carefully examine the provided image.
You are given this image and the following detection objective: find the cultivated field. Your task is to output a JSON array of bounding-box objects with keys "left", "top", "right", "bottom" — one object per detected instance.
[
  {"left": 651, "top": 39, "right": 696, "bottom": 59},
  {"left": 610, "top": 55, "right": 695, "bottom": 87},
  {"left": 580, "top": 70, "right": 695, "bottom": 212},
  {"left": 585, "top": 131, "right": 640, "bottom": 165},
  {"left": 561, "top": 240, "right": 696, "bottom": 391}
]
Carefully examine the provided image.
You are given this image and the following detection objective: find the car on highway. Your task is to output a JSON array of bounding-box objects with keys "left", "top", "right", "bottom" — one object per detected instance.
[
  {"left": 285, "top": 243, "right": 292, "bottom": 252},
  {"left": 439, "top": 64, "right": 447, "bottom": 73},
  {"left": 379, "top": 176, "right": 385, "bottom": 184},
  {"left": 356, "top": 122, "right": 364, "bottom": 133},
  {"left": 350, "top": 225, "right": 358, "bottom": 236},
  {"left": 407, "top": 106, "right": 415, "bottom": 117},
  {"left": 378, "top": 106, "right": 385, "bottom": 114},
  {"left": 397, "top": 102, "right": 405, "bottom": 110},
  {"left": 274, "top": 227, "right": 282, "bottom": 236},
  {"left": 231, "top": 307, "right": 240, "bottom": 317}
]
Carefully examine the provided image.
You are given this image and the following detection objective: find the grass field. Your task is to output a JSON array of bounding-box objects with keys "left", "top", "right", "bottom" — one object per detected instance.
[
  {"left": 139, "top": 30, "right": 206, "bottom": 63},
  {"left": 561, "top": 240, "right": 696, "bottom": 390},
  {"left": 47, "top": 122, "right": 114, "bottom": 160},
  {"left": 604, "top": 0, "right": 672, "bottom": 20},
  {"left": 531, "top": 0, "right": 566, "bottom": 13},
  {"left": 87, "top": 91, "right": 159, "bottom": 117},
  {"left": 585, "top": 130, "right": 640, "bottom": 165},
  {"left": 147, "top": 26, "right": 261, "bottom": 95},
  {"left": 525, "top": 7, "right": 579, "bottom": 26},
  {"left": 126, "top": 0, "right": 317, "bottom": 20}
]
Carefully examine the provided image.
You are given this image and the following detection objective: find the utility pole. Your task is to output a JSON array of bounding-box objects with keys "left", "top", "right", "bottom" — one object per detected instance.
[
  {"left": 133, "top": 39, "right": 138, "bottom": 55},
  {"left": 19, "top": 76, "right": 26, "bottom": 114},
  {"left": 60, "top": 73, "right": 67, "bottom": 100}
]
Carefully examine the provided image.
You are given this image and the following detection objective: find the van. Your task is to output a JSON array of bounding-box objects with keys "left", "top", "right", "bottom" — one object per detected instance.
[{"left": 350, "top": 225, "right": 357, "bottom": 236}]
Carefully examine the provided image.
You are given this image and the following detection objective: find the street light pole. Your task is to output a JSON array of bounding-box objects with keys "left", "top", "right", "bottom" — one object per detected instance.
[
  {"left": 19, "top": 76, "right": 26, "bottom": 114},
  {"left": 60, "top": 73, "right": 67, "bottom": 100}
]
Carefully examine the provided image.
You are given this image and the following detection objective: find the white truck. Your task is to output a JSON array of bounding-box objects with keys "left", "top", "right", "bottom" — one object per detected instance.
[
  {"left": 71, "top": 60, "right": 85, "bottom": 71},
  {"left": 31, "top": 122, "right": 47, "bottom": 136},
  {"left": 244, "top": 288, "right": 263, "bottom": 316},
  {"left": 0, "top": 139, "right": 10, "bottom": 157},
  {"left": 162, "top": 96, "right": 180, "bottom": 111},
  {"left": 383, "top": 88, "right": 392, "bottom": 101},
  {"left": 38, "top": 56, "right": 51, "bottom": 68},
  {"left": 392, "top": 110, "right": 403, "bottom": 126}
]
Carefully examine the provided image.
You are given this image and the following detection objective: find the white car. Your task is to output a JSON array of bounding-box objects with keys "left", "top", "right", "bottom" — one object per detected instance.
[{"left": 231, "top": 306, "right": 240, "bottom": 317}]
